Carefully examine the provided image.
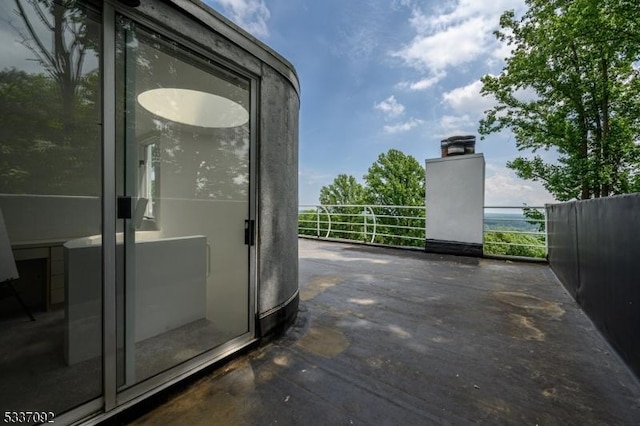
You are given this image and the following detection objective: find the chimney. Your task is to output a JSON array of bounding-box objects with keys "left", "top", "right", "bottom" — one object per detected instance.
[{"left": 440, "top": 135, "right": 476, "bottom": 158}]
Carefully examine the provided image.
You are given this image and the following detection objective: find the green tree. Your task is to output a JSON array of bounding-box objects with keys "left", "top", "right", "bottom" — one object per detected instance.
[
  {"left": 480, "top": 0, "right": 640, "bottom": 201},
  {"left": 522, "top": 205, "right": 546, "bottom": 233},
  {"left": 316, "top": 174, "right": 366, "bottom": 240},
  {"left": 364, "top": 149, "right": 425, "bottom": 206},
  {"left": 364, "top": 149, "right": 425, "bottom": 246},
  {"left": 301, "top": 150, "right": 426, "bottom": 246},
  {"left": 319, "top": 174, "right": 365, "bottom": 205}
]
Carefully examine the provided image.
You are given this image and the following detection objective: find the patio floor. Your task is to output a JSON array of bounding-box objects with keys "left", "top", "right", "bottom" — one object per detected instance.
[{"left": 129, "top": 239, "right": 640, "bottom": 425}]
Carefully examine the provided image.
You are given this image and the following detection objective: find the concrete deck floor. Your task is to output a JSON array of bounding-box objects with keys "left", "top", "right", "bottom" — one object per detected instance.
[{"left": 130, "top": 239, "right": 640, "bottom": 425}]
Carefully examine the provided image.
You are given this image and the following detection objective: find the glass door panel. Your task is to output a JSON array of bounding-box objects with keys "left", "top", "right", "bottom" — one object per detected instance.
[
  {"left": 115, "top": 17, "right": 251, "bottom": 389},
  {"left": 0, "top": 0, "right": 102, "bottom": 417}
]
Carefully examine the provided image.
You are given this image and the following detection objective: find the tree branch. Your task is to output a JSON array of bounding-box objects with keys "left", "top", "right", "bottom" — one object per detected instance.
[{"left": 13, "top": 0, "right": 56, "bottom": 68}]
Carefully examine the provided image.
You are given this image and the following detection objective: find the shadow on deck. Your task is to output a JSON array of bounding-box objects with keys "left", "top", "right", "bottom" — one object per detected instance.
[{"left": 131, "top": 239, "right": 640, "bottom": 425}]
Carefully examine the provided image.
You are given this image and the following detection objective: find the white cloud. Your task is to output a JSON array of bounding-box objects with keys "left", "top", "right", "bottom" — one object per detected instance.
[
  {"left": 374, "top": 95, "right": 405, "bottom": 118},
  {"left": 514, "top": 86, "right": 540, "bottom": 103},
  {"left": 374, "top": 97, "right": 425, "bottom": 134},
  {"left": 442, "top": 80, "right": 496, "bottom": 116},
  {"left": 383, "top": 118, "right": 424, "bottom": 134},
  {"left": 426, "top": 0, "right": 525, "bottom": 29},
  {"left": 484, "top": 163, "right": 555, "bottom": 206},
  {"left": 396, "top": 71, "right": 445, "bottom": 91},
  {"left": 205, "top": 0, "right": 271, "bottom": 38},
  {"left": 491, "top": 38, "right": 513, "bottom": 62},
  {"left": 438, "top": 114, "right": 476, "bottom": 136},
  {"left": 393, "top": 16, "right": 491, "bottom": 72},
  {"left": 391, "top": 0, "right": 527, "bottom": 73}
]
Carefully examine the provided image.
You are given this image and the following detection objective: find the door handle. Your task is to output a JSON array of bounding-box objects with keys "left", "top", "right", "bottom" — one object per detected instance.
[
  {"left": 117, "top": 196, "right": 133, "bottom": 219},
  {"left": 244, "top": 219, "right": 255, "bottom": 246}
]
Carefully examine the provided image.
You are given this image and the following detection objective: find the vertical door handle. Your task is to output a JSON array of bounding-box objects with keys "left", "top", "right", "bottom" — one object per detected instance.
[
  {"left": 117, "top": 196, "right": 133, "bottom": 219},
  {"left": 244, "top": 219, "right": 255, "bottom": 246}
]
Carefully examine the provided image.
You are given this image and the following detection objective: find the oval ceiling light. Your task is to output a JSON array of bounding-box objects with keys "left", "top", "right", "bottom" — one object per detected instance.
[{"left": 137, "top": 88, "right": 248, "bottom": 128}]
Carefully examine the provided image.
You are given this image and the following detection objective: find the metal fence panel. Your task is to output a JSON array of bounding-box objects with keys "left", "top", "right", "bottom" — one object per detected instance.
[{"left": 547, "top": 194, "right": 640, "bottom": 379}]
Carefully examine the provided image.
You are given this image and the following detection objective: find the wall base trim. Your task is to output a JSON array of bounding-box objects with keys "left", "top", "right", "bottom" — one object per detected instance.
[
  {"left": 257, "top": 291, "right": 299, "bottom": 340},
  {"left": 425, "top": 239, "right": 483, "bottom": 257}
]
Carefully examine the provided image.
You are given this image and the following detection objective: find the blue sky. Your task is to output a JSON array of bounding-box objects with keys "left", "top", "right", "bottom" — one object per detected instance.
[{"left": 203, "top": 0, "right": 557, "bottom": 207}]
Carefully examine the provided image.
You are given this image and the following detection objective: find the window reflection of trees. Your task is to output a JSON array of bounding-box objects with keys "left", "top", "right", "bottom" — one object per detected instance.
[
  {"left": 123, "top": 24, "right": 251, "bottom": 203},
  {"left": 153, "top": 122, "right": 249, "bottom": 201},
  {"left": 0, "top": 0, "right": 100, "bottom": 196}
]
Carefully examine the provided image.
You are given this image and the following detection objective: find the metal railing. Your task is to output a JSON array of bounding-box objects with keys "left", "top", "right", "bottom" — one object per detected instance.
[
  {"left": 298, "top": 204, "right": 426, "bottom": 248},
  {"left": 298, "top": 204, "right": 548, "bottom": 258}
]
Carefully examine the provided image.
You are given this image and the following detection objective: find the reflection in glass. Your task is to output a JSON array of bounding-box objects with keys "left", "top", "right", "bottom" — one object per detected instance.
[
  {"left": 137, "top": 88, "right": 249, "bottom": 128},
  {"left": 0, "top": 0, "right": 102, "bottom": 417},
  {"left": 115, "top": 17, "right": 251, "bottom": 389}
]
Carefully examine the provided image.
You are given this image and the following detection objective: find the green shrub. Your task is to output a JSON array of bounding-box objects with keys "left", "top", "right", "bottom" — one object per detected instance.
[{"left": 484, "top": 231, "right": 546, "bottom": 258}]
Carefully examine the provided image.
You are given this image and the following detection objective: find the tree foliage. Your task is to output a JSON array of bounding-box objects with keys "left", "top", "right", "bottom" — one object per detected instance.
[
  {"left": 0, "top": 67, "right": 101, "bottom": 195},
  {"left": 0, "top": 1, "right": 101, "bottom": 195},
  {"left": 319, "top": 174, "right": 365, "bottom": 205},
  {"left": 308, "top": 149, "right": 425, "bottom": 247},
  {"left": 317, "top": 149, "right": 426, "bottom": 208},
  {"left": 522, "top": 205, "right": 545, "bottom": 232},
  {"left": 313, "top": 174, "right": 366, "bottom": 240},
  {"left": 480, "top": 0, "right": 640, "bottom": 200},
  {"left": 484, "top": 231, "right": 546, "bottom": 258},
  {"left": 363, "top": 149, "right": 425, "bottom": 246},
  {"left": 363, "top": 149, "right": 425, "bottom": 206}
]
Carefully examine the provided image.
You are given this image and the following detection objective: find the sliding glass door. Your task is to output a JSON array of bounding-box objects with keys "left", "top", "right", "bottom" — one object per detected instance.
[
  {"left": 113, "top": 16, "right": 253, "bottom": 390},
  {"left": 0, "top": 0, "right": 102, "bottom": 418},
  {"left": 1, "top": 2, "right": 255, "bottom": 420}
]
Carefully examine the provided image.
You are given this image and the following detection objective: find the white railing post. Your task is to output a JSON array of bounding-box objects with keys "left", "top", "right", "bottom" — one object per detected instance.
[
  {"left": 321, "top": 205, "right": 331, "bottom": 238},
  {"left": 362, "top": 208, "right": 367, "bottom": 243},
  {"left": 366, "top": 205, "right": 376, "bottom": 243}
]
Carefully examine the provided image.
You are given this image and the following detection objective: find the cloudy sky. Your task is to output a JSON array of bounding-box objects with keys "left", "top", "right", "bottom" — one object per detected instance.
[{"left": 203, "top": 0, "right": 556, "bottom": 206}]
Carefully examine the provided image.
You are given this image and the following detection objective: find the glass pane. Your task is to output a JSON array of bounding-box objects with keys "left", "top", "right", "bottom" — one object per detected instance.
[
  {"left": 115, "top": 18, "right": 251, "bottom": 389},
  {"left": 0, "top": 0, "right": 102, "bottom": 418}
]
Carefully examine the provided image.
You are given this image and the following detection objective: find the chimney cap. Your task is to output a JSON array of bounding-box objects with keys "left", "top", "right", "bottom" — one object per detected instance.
[{"left": 441, "top": 134, "right": 476, "bottom": 143}]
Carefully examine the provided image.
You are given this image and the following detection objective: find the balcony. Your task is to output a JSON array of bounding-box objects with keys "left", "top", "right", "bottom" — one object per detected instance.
[{"left": 128, "top": 238, "right": 640, "bottom": 425}]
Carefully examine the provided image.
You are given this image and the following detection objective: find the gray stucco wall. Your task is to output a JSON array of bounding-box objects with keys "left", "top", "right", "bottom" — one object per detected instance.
[{"left": 258, "top": 64, "right": 299, "bottom": 320}]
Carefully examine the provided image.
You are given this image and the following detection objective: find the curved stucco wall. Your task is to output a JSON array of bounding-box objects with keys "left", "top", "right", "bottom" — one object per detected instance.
[
  {"left": 258, "top": 64, "right": 299, "bottom": 328},
  {"left": 140, "top": 1, "right": 300, "bottom": 335}
]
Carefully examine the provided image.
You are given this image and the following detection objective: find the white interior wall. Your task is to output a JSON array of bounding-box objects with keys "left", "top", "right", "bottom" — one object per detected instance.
[
  {"left": 159, "top": 199, "right": 248, "bottom": 338},
  {"left": 157, "top": 131, "right": 249, "bottom": 339}
]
